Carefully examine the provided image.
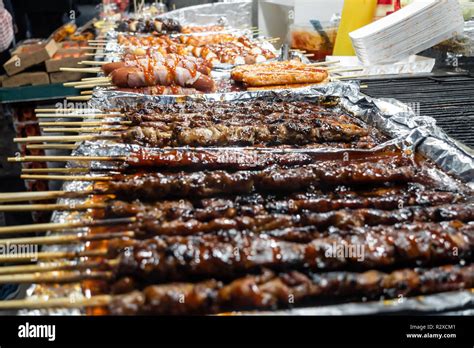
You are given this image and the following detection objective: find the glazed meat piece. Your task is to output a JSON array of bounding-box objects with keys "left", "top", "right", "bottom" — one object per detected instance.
[{"left": 101, "top": 157, "right": 423, "bottom": 201}]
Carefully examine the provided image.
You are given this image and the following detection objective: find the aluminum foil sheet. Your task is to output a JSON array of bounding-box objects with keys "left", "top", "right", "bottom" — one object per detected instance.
[{"left": 18, "top": 81, "right": 474, "bottom": 316}]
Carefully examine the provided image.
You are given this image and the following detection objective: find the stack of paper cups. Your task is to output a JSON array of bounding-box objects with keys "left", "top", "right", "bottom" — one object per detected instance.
[{"left": 349, "top": 0, "right": 464, "bottom": 65}]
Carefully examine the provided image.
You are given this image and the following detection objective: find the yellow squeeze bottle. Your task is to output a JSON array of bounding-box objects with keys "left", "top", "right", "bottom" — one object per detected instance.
[{"left": 333, "top": 0, "right": 378, "bottom": 56}]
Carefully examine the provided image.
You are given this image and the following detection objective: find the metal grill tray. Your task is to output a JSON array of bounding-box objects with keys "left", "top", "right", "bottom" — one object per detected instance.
[{"left": 360, "top": 73, "right": 474, "bottom": 148}]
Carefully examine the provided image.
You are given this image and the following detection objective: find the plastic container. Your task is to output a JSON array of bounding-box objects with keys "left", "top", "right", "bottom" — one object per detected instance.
[{"left": 289, "top": 24, "right": 338, "bottom": 61}]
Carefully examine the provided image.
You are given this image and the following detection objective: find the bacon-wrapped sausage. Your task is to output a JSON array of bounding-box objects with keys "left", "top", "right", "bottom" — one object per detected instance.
[
  {"left": 102, "top": 54, "right": 212, "bottom": 76},
  {"left": 110, "top": 66, "right": 216, "bottom": 93}
]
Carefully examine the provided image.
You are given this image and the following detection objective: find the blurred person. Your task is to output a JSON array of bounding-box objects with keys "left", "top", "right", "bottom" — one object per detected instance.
[{"left": 0, "top": 0, "right": 14, "bottom": 73}]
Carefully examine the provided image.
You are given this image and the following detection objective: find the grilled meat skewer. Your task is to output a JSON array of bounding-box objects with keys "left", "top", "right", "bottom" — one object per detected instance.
[
  {"left": 110, "top": 263, "right": 474, "bottom": 315},
  {"left": 100, "top": 159, "right": 427, "bottom": 201},
  {"left": 120, "top": 203, "right": 474, "bottom": 238},
  {"left": 125, "top": 148, "right": 404, "bottom": 170},
  {"left": 109, "top": 221, "right": 473, "bottom": 282},
  {"left": 123, "top": 122, "right": 369, "bottom": 147},
  {"left": 106, "top": 190, "right": 467, "bottom": 219}
]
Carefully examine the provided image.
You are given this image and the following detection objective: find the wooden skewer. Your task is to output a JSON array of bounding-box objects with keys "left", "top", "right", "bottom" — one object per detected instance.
[
  {"left": 79, "top": 60, "right": 108, "bottom": 65},
  {"left": 84, "top": 53, "right": 118, "bottom": 57},
  {"left": 36, "top": 115, "right": 99, "bottom": 119},
  {"left": 0, "top": 202, "right": 105, "bottom": 212},
  {"left": 0, "top": 262, "right": 76, "bottom": 275},
  {"left": 26, "top": 144, "right": 79, "bottom": 150},
  {"left": 81, "top": 90, "right": 94, "bottom": 95},
  {"left": 0, "top": 271, "right": 113, "bottom": 284},
  {"left": 0, "top": 231, "right": 134, "bottom": 246},
  {"left": 81, "top": 76, "right": 111, "bottom": 81},
  {"left": 0, "top": 249, "right": 107, "bottom": 263},
  {"left": 22, "top": 168, "right": 90, "bottom": 174},
  {"left": 75, "top": 82, "right": 113, "bottom": 89},
  {"left": 79, "top": 46, "right": 102, "bottom": 50},
  {"left": 42, "top": 127, "right": 127, "bottom": 133},
  {"left": 36, "top": 113, "right": 104, "bottom": 117},
  {"left": 36, "top": 113, "right": 123, "bottom": 118},
  {"left": 21, "top": 174, "right": 113, "bottom": 181},
  {"left": 329, "top": 67, "right": 364, "bottom": 73},
  {"left": 64, "top": 78, "right": 110, "bottom": 87},
  {"left": 9, "top": 155, "right": 126, "bottom": 162},
  {"left": 0, "top": 217, "right": 136, "bottom": 235},
  {"left": 308, "top": 60, "right": 340, "bottom": 66},
  {"left": 332, "top": 73, "right": 370, "bottom": 80},
  {"left": 13, "top": 134, "right": 120, "bottom": 143},
  {"left": 64, "top": 81, "right": 107, "bottom": 88},
  {"left": 66, "top": 96, "right": 93, "bottom": 101},
  {"left": 34, "top": 108, "right": 100, "bottom": 113},
  {"left": 0, "top": 190, "right": 92, "bottom": 204},
  {"left": 39, "top": 121, "right": 131, "bottom": 126},
  {"left": 81, "top": 76, "right": 110, "bottom": 82},
  {"left": 60, "top": 67, "right": 102, "bottom": 73},
  {"left": 0, "top": 294, "right": 112, "bottom": 310},
  {"left": 0, "top": 259, "right": 119, "bottom": 275}
]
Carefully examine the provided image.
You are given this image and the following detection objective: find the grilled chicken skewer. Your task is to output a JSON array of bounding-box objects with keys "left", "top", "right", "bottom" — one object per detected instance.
[
  {"left": 108, "top": 263, "right": 474, "bottom": 315},
  {"left": 10, "top": 148, "right": 405, "bottom": 170},
  {"left": 107, "top": 221, "right": 472, "bottom": 282},
  {"left": 107, "top": 203, "right": 474, "bottom": 239},
  {"left": 2, "top": 202, "right": 472, "bottom": 242},
  {"left": 10, "top": 156, "right": 456, "bottom": 201},
  {"left": 0, "top": 264, "right": 471, "bottom": 315},
  {"left": 99, "top": 158, "right": 432, "bottom": 201},
  {"left": 0, "top": 221, "right": 471, "bottom": 279}
]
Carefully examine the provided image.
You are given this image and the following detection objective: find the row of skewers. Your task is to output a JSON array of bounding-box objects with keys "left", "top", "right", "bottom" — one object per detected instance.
[{"left": 0, "top": 93, "right": 472, "bottom": 314}]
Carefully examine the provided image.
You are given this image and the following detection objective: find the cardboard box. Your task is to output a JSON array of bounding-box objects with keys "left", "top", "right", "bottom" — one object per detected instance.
[
  {"left": 3, "top": 40, "right": 58, "bottom": 76},
  {"left": 49, "top": 71, "right": 85, "bottom": 83},
  {"left": 2, "top": 72, "right": 50, "bottom": 87},
  {"left": 45, "top": 49, "right": 85, "bottom": 72}
]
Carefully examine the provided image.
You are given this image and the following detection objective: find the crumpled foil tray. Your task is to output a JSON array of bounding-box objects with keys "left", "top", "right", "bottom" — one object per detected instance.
[
  {"left": 19, "top": 81, "right": 473, "bottom": 315},
  {"left": 158, "top": 0, "right": 253, "bottom": 29}
]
